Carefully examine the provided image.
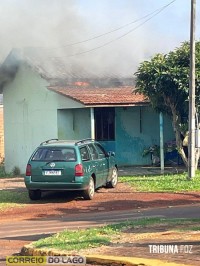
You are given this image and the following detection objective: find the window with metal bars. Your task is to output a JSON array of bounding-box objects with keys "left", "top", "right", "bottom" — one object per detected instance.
[{"left": 94, "top": 107, "right": 115, "bottom": 141}]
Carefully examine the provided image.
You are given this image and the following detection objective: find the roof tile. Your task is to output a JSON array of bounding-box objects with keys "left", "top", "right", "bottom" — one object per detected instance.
[{"left": 48, "top": 86, "right": 149, "bottom": 106}]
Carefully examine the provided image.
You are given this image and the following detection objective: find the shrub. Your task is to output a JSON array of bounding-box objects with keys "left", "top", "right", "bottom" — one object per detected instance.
[{"left": 12, "top": 166, "right": 21, "bottom": 176}]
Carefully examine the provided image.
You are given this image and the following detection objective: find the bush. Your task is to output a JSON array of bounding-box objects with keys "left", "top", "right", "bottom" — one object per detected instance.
[
  {"left": 0, "top": 163, "right": 11, "bottom": 178},
  {"left": 12, "top": 166, "right": 21, "bottom": 176}
]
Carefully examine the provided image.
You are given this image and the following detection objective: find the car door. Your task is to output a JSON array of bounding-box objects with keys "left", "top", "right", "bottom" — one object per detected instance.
[
  {"left": 79, "top": 145, "right": 93, "bottom": 179},
  {"left": 94, "top": 143, "right": 109, "bottom": 184},
  {"left": 87, "top": 143, "right": 102, "bottom": 187}
]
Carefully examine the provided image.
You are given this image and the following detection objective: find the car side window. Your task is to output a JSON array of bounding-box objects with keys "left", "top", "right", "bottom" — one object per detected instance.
[
  {"left": 88, "top": 144, "right": 98, "bottom": 160},
  {"left": 94, "top": 144, "right": 106, "bottom": 159},
  {"left": 80, "top": 146, "right": 90, "bottom": 161}
]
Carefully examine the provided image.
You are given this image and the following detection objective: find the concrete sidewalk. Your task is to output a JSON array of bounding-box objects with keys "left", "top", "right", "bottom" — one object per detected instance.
[{"left": 118, "top": 165, "right": 187, "bottom": 176}]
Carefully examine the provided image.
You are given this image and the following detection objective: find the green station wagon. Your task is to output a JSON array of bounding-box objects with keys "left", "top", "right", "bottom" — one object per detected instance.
[{"left": 25, "top": 138, "right": 118, "bottom": 200}]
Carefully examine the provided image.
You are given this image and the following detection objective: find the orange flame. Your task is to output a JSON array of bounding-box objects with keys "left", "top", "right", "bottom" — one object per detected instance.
[{"left": 74, "top": 81, "right": 89, "bottom": 87}]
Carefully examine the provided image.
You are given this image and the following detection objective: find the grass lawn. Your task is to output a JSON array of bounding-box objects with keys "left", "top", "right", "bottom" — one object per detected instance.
[
  {"left": 32, "top": 217, "right": 200, "bottom": 252},
  {"left": 120, "top": 170, "right": 200, "bottom": 192},
  {"left": 0, "top": 190, "right": 29, "bottom": 210}
]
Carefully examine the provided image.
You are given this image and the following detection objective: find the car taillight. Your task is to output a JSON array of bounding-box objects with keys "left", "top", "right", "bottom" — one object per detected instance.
[
  {"left": 26, "top": 164, "right": 32, "bottom": 176},
  {"left": 75, "top": 164, "right": 84, "bottom": 176}
]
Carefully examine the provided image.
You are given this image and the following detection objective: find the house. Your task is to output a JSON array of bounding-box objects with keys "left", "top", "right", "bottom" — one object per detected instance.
[
  {"left": 0, "top": 103, "right": 4, "bottom": 162},
  {"left": 0, "top": 50, "right": 175, "bottom": 173}
]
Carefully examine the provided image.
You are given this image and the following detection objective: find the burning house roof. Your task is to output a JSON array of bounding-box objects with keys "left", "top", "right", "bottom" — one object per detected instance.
[
  {"left": 48, "top": 85, "right": 149, "bottom": 107},
  {"left": 0, "top": 49, "right": 149, "bottom": 107}
]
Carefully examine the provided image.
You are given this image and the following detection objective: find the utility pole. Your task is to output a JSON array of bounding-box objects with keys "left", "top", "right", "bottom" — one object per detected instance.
[
  {"left": 188, "top": 0, "right": 196, "bottom": 179},
  {"left": 159, "top": 112, "right": 164, "bottom": 174}
]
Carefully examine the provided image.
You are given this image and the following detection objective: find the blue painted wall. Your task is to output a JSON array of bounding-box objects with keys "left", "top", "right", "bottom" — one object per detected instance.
[{"left": 101, "top": 106, "right": 174, "bottom": 166}]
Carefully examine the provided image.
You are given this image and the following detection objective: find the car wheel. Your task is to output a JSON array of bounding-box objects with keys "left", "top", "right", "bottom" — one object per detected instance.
[
  {"left": 28, "top": 189, "right": 41, "bottom": 200},
  {"left": 106, "top": 167, "right": 118, "bottom": 188},
  {"left": 83, "top": 177, "right": 95, "bottom": 200}
]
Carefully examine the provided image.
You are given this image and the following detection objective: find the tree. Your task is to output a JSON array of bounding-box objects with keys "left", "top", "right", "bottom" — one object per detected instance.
[{"left": 135, "top": 41, "right": 200, "bottom": 168}]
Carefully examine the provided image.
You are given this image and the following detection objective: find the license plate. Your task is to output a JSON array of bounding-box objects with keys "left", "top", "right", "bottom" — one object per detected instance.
[{"left": 44, "top": 170, "right": 61, "bottom": 176}]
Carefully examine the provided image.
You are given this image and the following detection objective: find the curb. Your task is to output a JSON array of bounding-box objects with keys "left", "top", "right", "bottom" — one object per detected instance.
[{"left": 21, "top": 244, "right": 193, "bottom": 266}]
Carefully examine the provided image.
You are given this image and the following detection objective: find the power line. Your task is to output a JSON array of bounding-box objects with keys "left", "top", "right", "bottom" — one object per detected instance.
[
  {"left": 49, "top": 0, "right": 176, "bottom": 58},
  {"left": 30, "top": 0, "right": 176, "bottom": 51},
  {"left": 42, "top": 1, "right": 175, "bottom": 50}
]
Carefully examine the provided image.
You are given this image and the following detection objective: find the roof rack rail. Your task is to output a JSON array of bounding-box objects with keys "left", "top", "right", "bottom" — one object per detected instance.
[
  {"left": 40, "top": 138, "right": 59, "bottom": 146},
  {"left": 75, "top": 138, "right": 95, "bottom": 145}
]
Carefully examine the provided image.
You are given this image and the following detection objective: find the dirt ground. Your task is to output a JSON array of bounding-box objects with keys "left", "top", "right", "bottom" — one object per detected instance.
[
  {"left": 1, "top": 177, "right": 200, "bottom": 221},
  {"left": 0, "top": 177, "right": 200, "bottom": 265}
]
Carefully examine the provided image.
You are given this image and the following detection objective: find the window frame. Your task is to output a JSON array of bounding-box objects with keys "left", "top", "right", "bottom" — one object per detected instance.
[
  {"left": 79, "top": 146, "right": 90, "bottom": 161},
  {"left": 94, "top": 107, "right": 115, "bottom": 141}
]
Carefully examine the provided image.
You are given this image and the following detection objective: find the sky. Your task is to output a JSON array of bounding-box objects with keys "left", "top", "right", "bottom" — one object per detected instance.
[{"left": 0, "top": 0, "right": 199, "bottom": 78}]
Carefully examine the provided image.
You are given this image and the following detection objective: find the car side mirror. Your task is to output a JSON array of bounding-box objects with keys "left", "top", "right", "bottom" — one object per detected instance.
[{"left": 107, "top": 151, "right": 115, "bottom": 157}]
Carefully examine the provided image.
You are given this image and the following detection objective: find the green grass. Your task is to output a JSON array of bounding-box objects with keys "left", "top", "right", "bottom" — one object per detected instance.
[
  {"left": 0, "top": 164, "right": 13, "bottom": 178},
  {"left": 0, "top": 190, "right": 29, "bottom": 210},
  {"left": 34, "top": 226, "right": 115, "bottom": 251},
  {"left": 180, "top": 226, "right": 200, "bottom": 231},
  {"left": 0, "top": 163, "right": 24, "bottom": 178},
  {"left": 120, "top": 170, "right": 200, "bottom": 192},
  {"left": 33, "top": 217, "right": 200, "bottom": 251}
]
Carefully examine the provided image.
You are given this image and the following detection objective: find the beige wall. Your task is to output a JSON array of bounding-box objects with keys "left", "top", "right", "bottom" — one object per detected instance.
[{"left": 0, "top": 106, "right": 4, "bottom": 162}]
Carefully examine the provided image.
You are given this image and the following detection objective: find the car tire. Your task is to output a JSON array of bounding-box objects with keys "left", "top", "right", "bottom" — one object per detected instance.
[
  {"left": 106, "top": 167, "right": 118, "bottom": 188},
  {"left": 83, "top": 177, "right": 95, "bottom": 200},
  {"left": 28, "top": 189, "right": 41, "bottom": 200}
]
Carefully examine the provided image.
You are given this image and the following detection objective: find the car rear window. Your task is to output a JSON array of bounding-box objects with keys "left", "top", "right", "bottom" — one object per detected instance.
[{"left": 31, "top": 147, "right": 76, "bottom": 162}]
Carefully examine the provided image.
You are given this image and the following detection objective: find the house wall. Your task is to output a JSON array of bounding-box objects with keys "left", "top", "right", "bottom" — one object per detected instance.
[
  {"left": 3, "top": 64, "right": 84, "bottom": 173},
  {"left": 0, "top": 106, "right": 4, "bottom": 162},
  {"left": 101, "top": 106, "right": 174, "bottom": 166},
  {"left": 57, "top": 108, "right": 91, "bottom": 140}
]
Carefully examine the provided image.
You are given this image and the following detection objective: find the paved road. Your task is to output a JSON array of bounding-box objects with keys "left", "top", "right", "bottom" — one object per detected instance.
[
  {"left": 1, "top": 204, "right": 200, "bottom": 239},
  {"left": 0, "top": 204, "right": 200, "bottom": 266}
]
